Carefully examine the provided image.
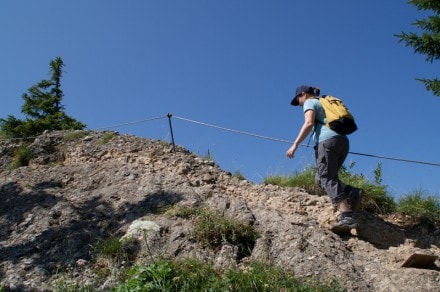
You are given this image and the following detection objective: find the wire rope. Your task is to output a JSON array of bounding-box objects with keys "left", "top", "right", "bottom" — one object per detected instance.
[
  {"left": 93, "top": 115, "right": 168, "bottom": 131},
  {"left": 1, "top": 113, "right": 439, "bottom": 167},
  {"left": 172, "top": 115, "right": 440, "bottom": 167}
]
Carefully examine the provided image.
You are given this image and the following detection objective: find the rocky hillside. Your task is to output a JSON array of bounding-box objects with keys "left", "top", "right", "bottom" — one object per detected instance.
[{"left": 0, "top": 131, "right": 439, "bottom": 291}]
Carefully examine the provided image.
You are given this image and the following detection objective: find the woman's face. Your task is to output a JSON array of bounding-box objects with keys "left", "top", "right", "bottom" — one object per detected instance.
[{"left": 297, "top": 92, "right": 306, "bottom": 106}]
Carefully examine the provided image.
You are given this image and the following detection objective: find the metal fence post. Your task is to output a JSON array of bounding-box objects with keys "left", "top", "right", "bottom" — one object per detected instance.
[{"left": 167, "top": 113, "right": 176, "bottom": 152}]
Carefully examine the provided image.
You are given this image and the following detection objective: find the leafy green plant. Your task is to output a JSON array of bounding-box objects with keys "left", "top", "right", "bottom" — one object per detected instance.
[
  {"left": 397, "top": 189, "right": 440, "bottom": 225},
  {"left": 201, "top": 149, "right": 214, "bottom": 162},
  {"left": 191, "top": 208, "right": 259, "bottom": 258},
  {"left": 373, "top": 162, "right": 383, "bottom": 185},
  {"left": 117, "top": 261, "right": 176, "bottom": 291},
  {"left": 9, "top": 145, "right": 31, "bottom": 169},
  {"left": 169, "top": 258, "right": 223, "bottom": 291},
  {"left": 116, "top": 258, "right": 343, "bottom": 291}
]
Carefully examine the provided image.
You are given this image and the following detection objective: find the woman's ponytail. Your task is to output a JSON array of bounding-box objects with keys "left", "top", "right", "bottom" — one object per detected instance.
[
  {"left": 313, "top": 87, "right": 320, "bottom": 96},
  {"left": 307, "top": 86, "right": 320, "bottom": 96}
]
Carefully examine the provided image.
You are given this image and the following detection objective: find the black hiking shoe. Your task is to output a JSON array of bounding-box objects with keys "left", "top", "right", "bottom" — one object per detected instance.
[
  {"left": 347, "top": 187, "right": 363, "bottom": 213},
  {"left": 330, "top": 215, "right": 358, "bottom": 235}
]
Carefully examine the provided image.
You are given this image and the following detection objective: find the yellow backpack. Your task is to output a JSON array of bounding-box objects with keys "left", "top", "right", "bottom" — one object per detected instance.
[{"left": 318, "top": 95, "right": 357, "bottom": 135}]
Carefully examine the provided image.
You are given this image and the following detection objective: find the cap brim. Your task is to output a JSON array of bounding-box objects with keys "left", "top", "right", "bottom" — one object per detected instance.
[{"left": 290, "top": 96, "right": 299, "bottom": 106}]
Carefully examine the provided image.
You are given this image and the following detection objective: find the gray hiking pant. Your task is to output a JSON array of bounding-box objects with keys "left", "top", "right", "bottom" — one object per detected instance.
[{"left": 314, "top": 136, "right": 349, "bottom": 204}]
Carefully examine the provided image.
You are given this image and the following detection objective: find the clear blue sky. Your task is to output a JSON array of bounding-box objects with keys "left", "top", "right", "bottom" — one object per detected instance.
[{"left": 1, "top": 1, "right": 439, "bottom": 198}]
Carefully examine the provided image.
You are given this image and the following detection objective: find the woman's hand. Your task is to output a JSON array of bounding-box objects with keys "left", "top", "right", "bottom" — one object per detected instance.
[{"left": 286, "top": 144, "right": 298, "bottom": 158}]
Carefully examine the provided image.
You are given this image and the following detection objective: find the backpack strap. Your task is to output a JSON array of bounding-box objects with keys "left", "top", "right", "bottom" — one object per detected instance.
[
  {"left": 314, "top": 96, "right": 326, "bottom": 125},
  {"left": 307, "top": 96, "right": 325, "bottom": 147}
]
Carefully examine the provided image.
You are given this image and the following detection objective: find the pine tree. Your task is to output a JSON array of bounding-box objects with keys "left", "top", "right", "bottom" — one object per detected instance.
[
  {"left": 396, "top": 0, "right": 440, "bottom": 96},
  {"left": 0, "top": 57, "right": 86, "bottom": 138}
]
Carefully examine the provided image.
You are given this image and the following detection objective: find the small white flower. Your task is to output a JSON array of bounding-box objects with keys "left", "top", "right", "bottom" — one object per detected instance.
[{"left": 120, "top": 219, "right": 160, "bottom": 241}]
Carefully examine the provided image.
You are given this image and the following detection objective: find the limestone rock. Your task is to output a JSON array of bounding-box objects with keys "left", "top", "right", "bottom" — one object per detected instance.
[{"left": 0, "top": 130, "right": 438, "bottom": 291}]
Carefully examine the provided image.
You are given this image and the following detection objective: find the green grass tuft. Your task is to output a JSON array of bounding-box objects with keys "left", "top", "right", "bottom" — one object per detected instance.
[
  {"left": 191, "top": 208, "right": 259, "bottom": 259},
  {"left": 264, "top": 163, "right": 397, "bottom": 215},
  {"left": 116, "top": 258, "right": 344, "bottom": 291},
  {"left": 64, "top": 130, "right": 88, "bottom": 141},
  {"left": 397, "top": 189, "right": 440, "bottom": 225},
  {"left": 8, "top": 145, "right": 31, "bottom": 169},
  {"left": 232, "top": 170, "right": 246, "bottom": 180},
  {"left": 98, "top": 132, "right": 117, "bottom": 145},
  {"left": 264, "top": 166, "right": 325, "bottom": 196}
]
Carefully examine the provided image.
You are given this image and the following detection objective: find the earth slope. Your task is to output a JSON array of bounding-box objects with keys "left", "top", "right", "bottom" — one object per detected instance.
[{"left": 0, "top": 131, "right": 439, "bottom": 291}]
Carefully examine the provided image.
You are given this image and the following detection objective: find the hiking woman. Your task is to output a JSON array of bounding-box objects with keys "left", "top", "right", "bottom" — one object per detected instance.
[{"left": 286, "top": 85, "right": 362, "bottom": 234}]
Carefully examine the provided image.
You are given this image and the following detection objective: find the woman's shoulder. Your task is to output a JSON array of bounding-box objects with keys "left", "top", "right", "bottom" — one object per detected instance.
[{"left": 304, "top": 98, "right": 321, "bottom": 109}]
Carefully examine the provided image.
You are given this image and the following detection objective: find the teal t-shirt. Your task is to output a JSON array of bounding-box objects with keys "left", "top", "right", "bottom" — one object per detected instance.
[{"left": 303, "top": 98, "right": 345, "bottom": 144}]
